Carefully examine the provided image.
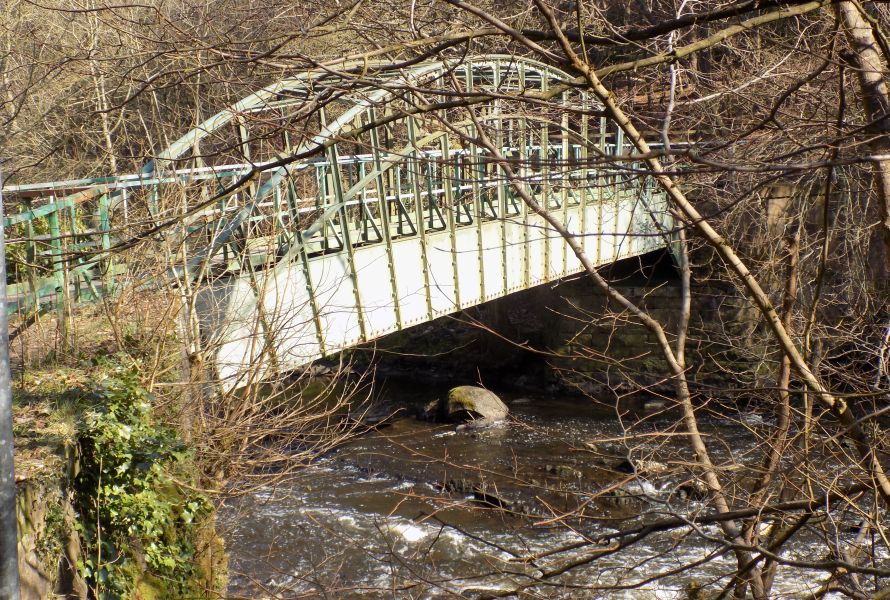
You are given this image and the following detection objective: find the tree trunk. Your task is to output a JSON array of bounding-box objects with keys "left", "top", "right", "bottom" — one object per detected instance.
[{"left": 839, "top": 1, "right": 890, "bottom": 280}]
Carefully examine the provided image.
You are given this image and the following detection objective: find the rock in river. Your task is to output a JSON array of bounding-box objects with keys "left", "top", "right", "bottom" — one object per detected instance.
[
  {"left": 614, "top": 457, "right": 669, "bottom": 476},
  {"left": 445, "top": 386, "right": 508, "bottom": 422}
]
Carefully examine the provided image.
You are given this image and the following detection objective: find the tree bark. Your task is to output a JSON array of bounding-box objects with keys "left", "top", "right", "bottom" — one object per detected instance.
[{"left": 839, "top": 1, "right": 890, "bottom": 280}]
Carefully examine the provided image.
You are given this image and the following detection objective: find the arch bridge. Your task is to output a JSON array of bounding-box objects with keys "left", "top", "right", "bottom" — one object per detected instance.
[{"left": 3, "top": 55, "right": 673, "bottom": 388}]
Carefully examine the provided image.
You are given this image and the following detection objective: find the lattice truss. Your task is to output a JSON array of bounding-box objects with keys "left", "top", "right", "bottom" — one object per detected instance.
[{"left": 3, "top": 55, "right": 673, "bottom": 386}]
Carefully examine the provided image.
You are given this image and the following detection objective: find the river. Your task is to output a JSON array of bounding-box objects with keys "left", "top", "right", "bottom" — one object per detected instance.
[{"left": 220, "top": 379, "right": 877, "bottom": 598}]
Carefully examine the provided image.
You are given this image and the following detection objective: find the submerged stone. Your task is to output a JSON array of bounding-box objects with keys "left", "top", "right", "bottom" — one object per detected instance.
[
  {"left": 613, "top": 458, "right": 669, "bottom": 476},
  {"left": 455, "top": 417, "right": 502, "bottom": 432},
  {"left": 545, "top": 464, "right": 583, "bottom": 479}
]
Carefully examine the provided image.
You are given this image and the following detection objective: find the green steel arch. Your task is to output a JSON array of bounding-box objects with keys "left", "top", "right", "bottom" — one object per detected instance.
[{"left": 2, "top": 55, "right": 672, "bottom": 388}]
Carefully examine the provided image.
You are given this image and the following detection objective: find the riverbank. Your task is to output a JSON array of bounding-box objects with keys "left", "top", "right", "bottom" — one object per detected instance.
[{"left": 12, "top": 358, "right": 226, "bottom": 599}]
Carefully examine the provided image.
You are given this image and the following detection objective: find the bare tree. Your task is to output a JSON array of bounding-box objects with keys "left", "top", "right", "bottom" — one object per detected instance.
[{"left": 4, "top": 0, "right": 890, "bottom": 598}]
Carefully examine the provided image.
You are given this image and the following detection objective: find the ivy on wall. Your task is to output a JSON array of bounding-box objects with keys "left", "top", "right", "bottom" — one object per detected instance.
[{"left": 75, "top": 365, "right": 211, "bottom": 599}]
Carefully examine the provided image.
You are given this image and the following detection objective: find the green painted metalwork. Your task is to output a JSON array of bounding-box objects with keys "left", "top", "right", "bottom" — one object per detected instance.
[{"left": 1, "top": 55, "right": 673, "bottom": 327}]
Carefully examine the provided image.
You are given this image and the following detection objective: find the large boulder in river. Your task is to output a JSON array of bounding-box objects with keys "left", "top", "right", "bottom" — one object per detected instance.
[{"left": 445, "top": 386, "right": 508, "bottom": 422}]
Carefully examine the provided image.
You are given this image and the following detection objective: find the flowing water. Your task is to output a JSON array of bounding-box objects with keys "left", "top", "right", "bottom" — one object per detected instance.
[{"left": 220, "top": 379, "right": 880, "bottom": 598}]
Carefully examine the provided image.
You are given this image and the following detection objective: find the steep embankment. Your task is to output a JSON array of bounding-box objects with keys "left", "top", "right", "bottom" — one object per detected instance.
[{"left": 12, "top": 363, "right": 226, "bottom": 599}]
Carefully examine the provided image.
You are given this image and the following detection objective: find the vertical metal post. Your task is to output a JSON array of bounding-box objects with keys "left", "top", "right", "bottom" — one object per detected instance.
[
  {"left": 99, "top": 193, "right": 112, "bottom": 294},
  {"left": 517, "top": 66, "right": 531, "bottom": 289},
  {"left": 406, "top": 115, "right": 435, "bottom": 320},
  {"left": 538, "top": 69, "right": 552, "bottom": 284},
  {"left": 580, "top": 100, "right": 589, "bottom": 252},
  {"left": 494, "top": 61, "right": 509, "bottom": 296},
  {"left": 321, "top": 104, "right": 367, "bottom": 341},
  {"left": 540, "top": 118, "right": 550, "bottom": 282},
  {"left": 598, "top": 116, "right": 607, "bottom": 263},
  {"left": 560, "top": 90, "right": 570, "bottom": 276},
  {"left": 149, "top": 183, "right": 160, "bottom": 223},
  {"left": 299, "top": 243, "right": 326, "bottom": 357},
  {"left": 0, "top": 166, "right": 22, "bottom": 600},
  {"left": 440, "top": 134, "right": 462, "bottom": 310},
  {"left": 25, "top": 201, "right": 37, "bottom": 311},
  {"left": 465, "top": 66, "right": 487, "bottom": 301},
  {"left": 369, "top": 109, "right": 403, "bottom": 329},
  {"left": 614, "top": 124, "right": 623, "bottom": 262},
  {"left": 47, "top": 202, "right": 63, "bottom": 291},
  {"left": 68, "top": 203, "right": 80, "bottom": 303},
  {"left": 272, "top": 185, "right": 282, "bottom": 244},
  {"left": 47, "top": 200, "right": 69, "bottom": 344},
  {"left": 358, "top": 161, "right": 369, "bottom": 240}
]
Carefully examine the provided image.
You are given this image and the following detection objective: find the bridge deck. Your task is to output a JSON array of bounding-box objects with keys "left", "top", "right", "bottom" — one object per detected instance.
[{"left": 2, "top": 55, "right": 674, "bottom": 388}]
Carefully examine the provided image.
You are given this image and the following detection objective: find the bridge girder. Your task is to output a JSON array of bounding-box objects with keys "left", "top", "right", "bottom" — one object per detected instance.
[{"left": 2, "top": 56, "right": 672, "bottom": 390}]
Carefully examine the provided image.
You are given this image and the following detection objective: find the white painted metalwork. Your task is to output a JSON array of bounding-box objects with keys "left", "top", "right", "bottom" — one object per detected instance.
[
  {"left": 3, "top": 55, "right": 675, "bottom": 389},
  {"left": 171, "top": 55, "right": 676, "bottom": 389},
  {"left": 202, "top": 178, "right": 670, "bottom": 389}
]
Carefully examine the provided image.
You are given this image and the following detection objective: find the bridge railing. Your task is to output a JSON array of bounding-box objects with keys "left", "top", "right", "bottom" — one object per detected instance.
[{"left": 2, "top": 142, "right": 672, "bottom": 317}]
